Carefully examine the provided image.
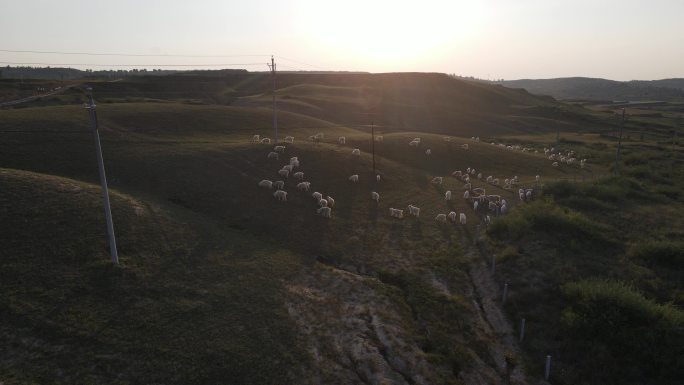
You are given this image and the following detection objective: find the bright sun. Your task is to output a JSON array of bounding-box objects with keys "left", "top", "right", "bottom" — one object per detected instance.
[{"left": 295, "top": 0, "right": 485, "bottom": 68}]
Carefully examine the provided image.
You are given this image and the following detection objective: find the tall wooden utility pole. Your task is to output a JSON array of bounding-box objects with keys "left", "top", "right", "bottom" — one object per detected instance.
[
  {"left": 85, "top": 87, "right": 119, "bottom": 264},
  {"left": 371, "top": 120, "right": 376, "bottom": 178},
  {"left": 268, "top": 56, "right": 278, "bottom": 143},
  {"left": 614, "top": 108, "right": 625, "bottom": 176}
]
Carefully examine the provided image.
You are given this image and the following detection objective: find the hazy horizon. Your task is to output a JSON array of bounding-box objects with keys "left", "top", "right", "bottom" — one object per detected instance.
[{"left": 2, "top": 0, "right": 683, "bottom": 81}]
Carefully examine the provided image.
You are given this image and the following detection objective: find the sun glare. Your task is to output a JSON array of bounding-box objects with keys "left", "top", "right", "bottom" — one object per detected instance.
[{"left": 296, "top": 0, "right": 485, "bottom": 69}]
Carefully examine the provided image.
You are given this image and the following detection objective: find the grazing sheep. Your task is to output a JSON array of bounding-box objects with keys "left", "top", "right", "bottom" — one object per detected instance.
[
  {"left": 525, "top": 189, "right": 533, "bottom": 200},
  {"left": 312, "top": 192, "right": 323, "bottom": 201},
  {"left": 475, "top": 137, "right": 480, "bottom": 142},
  {"left": 463, "top": 175, "right": 470, "bottom": 183},
  {"left": 444, "top": 136, "right": 452, "bottom": 142},
  {"left": 389, "top": 208, "right": 404, "bottom": 219},
  {"left": 317, "top": 206, "right": 332, "bottom": 218},
  {"left": 318, "top": 199, "right": 328, "bottom": 207},
  {"left": 293, "top": 171, "right": 304, "bottom": 180},
  {"left": 376, "top": 174, "right": 381, "bottom": 182},
  {"left": 407, "top": 204, "right": 421, "bottom": 217},
  {"left": 273, "top": 190, "right": 287, "bottom": 201},
  {"left": 349, "top": 174, "right": 359, "bottom": 183},
  {"left": 274, "top": 145, "right": 286, "bottom": 153},
  {"left": 463, "top": 183, "right": 471, "bottom": 190},
  {"left": 473, "top": 200, "right": 479, "bottom": 210},
  {"left": 448, "top": 211, "right": 457, "bottom": 222},
  {"left": 409, "top": 139, "right": 420, "bottom": 147},
  {"left": 473, "top": 187, "right": 485, "bottom": 195},
  {"left": 283, "top": 136, "right": 294, "bottom": 143},
  {"left": 435, "top": 214, "right": 447, "bottom": 223},
  {"left": 261, "top": 138, "right": 271, "bottom": 144},
  {"left": 290, "top": 156, "right": 298, "bottom": 163},
  {"left": 371, "top": 191, "right": 380, "bottom": 202},
  {"left": 478, "top": 173, "right": 483, "bottom": 180},
  {"left": 375, "top": 135, "right": 383, "bottom": 142},
  {"left": 500, "top": 204, "right": 508, "bottom": 215},
  {"left": 281, "top": 164, "right": 293, "bottom": 173},
  {"left": 290, "top": 159, "right": 300, "bottom": 168},
  {"left": 552, "top": 162, "right": 559, "bottom": 167},
  {"left": 297, "top": 182, "right": 311, "bottom": 191},
  {"left": 445, "top": 190, "right": 452, "bottom": 201},
  {"left": 431, "top": 176, "right": 443, "bottom": 185},
  {"left": 459, "top": 213, "right": 467, "bottom": 225},
  {"left": 258, "top": 179, "right": 273, "bottom": 189},
  {"left": 519, "top": 191, "right": 525, "bottom": 201},
  {"left": 425, "top": 149, "right": 432, "bottom": 155},
  {"left": 267, "top": 151, "right": 279, "bottom": 160},
  {"left": 278, "top": 169, "right": 290, "bottom": 178},
  {"left": 486, "top": 176, "right": 493, "bottom": 183},
  {"left": 352, "top": 148, "right": 361, "bottom": 156},
  {"left": 485, "top": 215, "right": 491, "bottom": 225},
  {"left": 338, "top": 136, "right": 346, "bottom": 144},
  {"left": 492, "top": 178, "right": 500, "bottom": 185},
  {"left": 461, "top": 144, "right": 469, "bottom": 150},
  {"left": 274, "top": 180, "right": 285, "bottom": 190},
  {"left": 466, "top": 167, "right": 471, "bottom": 174},
  {"left": 452, "top": 170, "right": 462, "bottom": 177},
  {"left": 252, "top": 134, "right": 260, "bottom": 143},
  {"left": 326, "top": 196, "right": 335, "bottom": 208},
  {"left": 463, "top": 190, "right": 470, "bottom": 199}
]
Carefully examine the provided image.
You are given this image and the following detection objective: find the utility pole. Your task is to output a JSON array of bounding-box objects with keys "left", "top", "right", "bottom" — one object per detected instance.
[
  {"left": 371, "top": 120, "right": 376, "bottom": 178},
  {"left": 268, "top": 56, "right": 278, "bottom": 143},
  {"left": 85, "top": 87, "right": 119, "bottom": 264},
  {"left": 614, "top": 108, "right": 625, "bottom": 176}
]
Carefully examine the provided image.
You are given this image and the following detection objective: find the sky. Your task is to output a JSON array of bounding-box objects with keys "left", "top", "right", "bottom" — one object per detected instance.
[{"left": 1, "top": 0, "right": 683, "bottom": 80}]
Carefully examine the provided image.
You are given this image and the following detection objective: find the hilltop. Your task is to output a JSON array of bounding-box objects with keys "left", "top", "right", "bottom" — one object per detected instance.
[{"left": 499, "top": 77, "right": 684, "bottom": 101}]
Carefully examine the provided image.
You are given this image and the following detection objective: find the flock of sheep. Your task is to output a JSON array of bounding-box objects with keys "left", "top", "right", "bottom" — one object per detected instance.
[{"left": 252, "top": 133, "right": 546, "bottom": 226}]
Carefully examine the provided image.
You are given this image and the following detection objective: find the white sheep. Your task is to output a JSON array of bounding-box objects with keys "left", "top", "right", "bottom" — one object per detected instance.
[
  {"left": 252, "top": 134, "right": 260, "bottom": 143},
  {"left": 261, "top": 137, "right": 271, "bottom": 144},
  {"left": 273, "top": 190, "right": 287, "bottom": 201},
  {"left": 293, "top": 171, "right": 304, "bottom": 180},
  {"left": 318, "top": 199, "right": 328, "bottom": 207},
  {"left": 500, "top": 204, "right": 508, "bottom": 215},
  {"left": 526, "top": 189, "right": 533, "bottom": 200},
  {"left": 274, "top": 145, "right": 286, "bottom": 153},
  {"left": 278, "top": 169, "right": 290, "bottom": 178},
  {"left": 297, "top": 182, "right": 310, "bottom": 191},
  {"left": 389, "top": 208, "right": 404, "bottom": 219},
  {"left": 281, "top": 164, "right": 293, "bottom": 173},
  {"left": 485, "top": 215, "right": 491, "bottom": 225},
  {"left": 435, "top": 214, "right": 447, "bottom": 223},
  {"left": 425, "top": 149, "right": 431, "bottom": 155},
  {"left": 466, "top": 167, "right": 471, "bottom": 174},
  {"left": 473, "top": 187, "right": 485, "bottom": 195},
  {"left": 371, "top": 191, "right": 380, "bottom": 202},
  {"left": 473, "top": 200, "right": 479, "bottom": 211},
  {"left": 471, "top": 168, "right": 476, "bottom": 175},
  {"left": 486, "top": 176, "right": 493, "bottom": 183},
  {"left": 459, "top": 213, "right": 467, "bottom": 225},
  {"left": 352, "top": 148, "right": 361, "bottom": 156},
  {"left": 444, "top": 136, "right": 452, "bottom": 142},
  {"left": 445, "top": 190, "right": 452, "bottom": 201},
  {"left": 407, "top": 204, "right": 420, "bottom": 217},
  {"left": 283, "top": 136, "right": 294, "bottom": 143},
  {"left": 290, "top": 159, "right": 300, "bottom": 168},
  {"left": 290, "top": 156, "right": 298, "bottom": 164},
  {"left": 448, "top": 211, "right": 457, "bottom": 222},
  {"left": 376, "top": 174, "right": 381, "bottom": 182},
  {"left": 519, "top": 191, "right": 525, "bottom": 201},
  {"left": 552, "top": 162, "right": 559, "bottom": 167},
  {"left": 274, "top": 180, "right": 285, "bottom": 190},
  {"left": 326, "top": 196, "right": 335, "bottom": 208},
  {"left": 477, "top": 173, "right": 483, "bottom": 180},
  {"left": 267, "top": 152, "right": 279, "bottom": 160},
  {"left": 431, "top": 176, "right": 443, "bottom": 185},
  {"left": 452, "top": 170, "right": 462, "bottom": 177},
  {"left": 375, "top": 135, "right": 383, "bottom": 142},
  {"left": 461, "top": 144, "right": 469, "bottom": 150},
  {"left": 317, "top": 206, "right": 332, "bottom": 218},
  {"left": 492, "top": 178, "right": 500, "bottom": 185},
  {"left": 312, "top": 192, "right": 323, "bottom": 201},
  {"left": 338, "top": 136, "right": 346, "bottom": 145},
  {"left": 463, "top": 190, "right": 470, "bottom": 199},
  {"left": 349, "top": 174, "right": 359, "bottom": 183},
  {"left": 258, "top": 179, "right": 273, "bottom": 189},
  {"left": 463, "top": 183, "right": 471, "bottom": 190},
  {"left": 475, "top": 137, "right": 480, "bottom": 142}
]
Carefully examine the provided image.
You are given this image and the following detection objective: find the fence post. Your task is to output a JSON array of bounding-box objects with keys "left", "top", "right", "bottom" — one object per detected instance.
[
  {"left": 544, "top": 355, "right": 552, "bottom": 381},
  {"left": 519, "top": 318, "right": 526, "bottom": 342}
]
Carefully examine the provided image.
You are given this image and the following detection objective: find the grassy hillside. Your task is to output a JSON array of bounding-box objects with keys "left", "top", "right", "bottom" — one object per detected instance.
[
  {"left": 1, "top": 72, "right": 681, "bottom": 384},
  {"left": 501, "top": 77, "right": 684, "bottom": 101}
]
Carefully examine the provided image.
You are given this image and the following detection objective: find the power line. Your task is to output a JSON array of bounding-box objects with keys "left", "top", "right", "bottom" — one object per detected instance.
[
  {"left": 0, "top": 49, "right": 270, "bottom": 58},
  {"left": 0, "top": 61, "right": 267, "bottom": 67},
  {"left": 276, "top": 56, "right": 328, "bottom": 71}
]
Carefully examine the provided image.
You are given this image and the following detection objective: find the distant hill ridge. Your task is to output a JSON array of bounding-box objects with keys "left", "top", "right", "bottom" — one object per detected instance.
[{"left": 499, "top": 77, "right": 684, "bottom": 101}]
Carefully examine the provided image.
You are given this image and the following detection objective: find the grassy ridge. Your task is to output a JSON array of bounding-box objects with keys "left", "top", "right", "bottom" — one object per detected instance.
[{"left": 0, "top": 168, "right": 308, "bottom": 384}]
